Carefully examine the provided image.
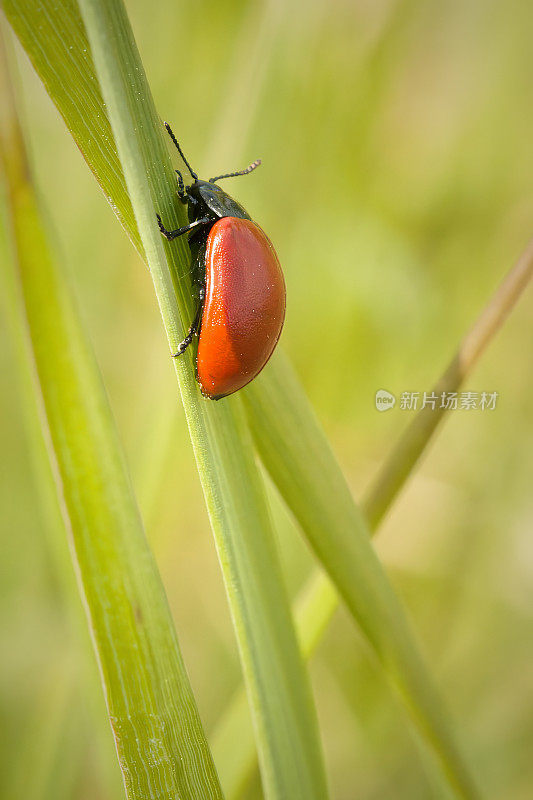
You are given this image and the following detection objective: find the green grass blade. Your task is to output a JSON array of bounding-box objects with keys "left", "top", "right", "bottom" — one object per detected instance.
[
  {"left": 6, "top": 0, "right": 329, "bottom": 797},
  {"left": 1, "top": 0, "right": 140, "bottom": 252},
  {"left": 213, "top": 570, "right": 338, "bottom": 799},
  {"left": 363, "top": 238, "right": 533, "bottom": 530},
  {"left": 0, "top": 41, "right": 223, "bottom": 800},
  {"left": 243, "top": 355, "right": 481, "bottom": 799},
  {"left": 4, "top": 0, "right": 482, "bottom": 796},
  {"left": 234, "top": 246, "right": 532, "bottom": 795}
]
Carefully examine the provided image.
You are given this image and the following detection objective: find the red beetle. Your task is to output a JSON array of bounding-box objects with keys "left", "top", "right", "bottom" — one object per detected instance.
[{"left": 157, "top": 123, "right": 286, "bottom": 400}]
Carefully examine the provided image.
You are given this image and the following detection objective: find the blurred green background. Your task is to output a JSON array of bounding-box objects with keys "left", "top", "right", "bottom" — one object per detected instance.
[{"left": 1, "top": 0, "right": 532, "bottom": 797}]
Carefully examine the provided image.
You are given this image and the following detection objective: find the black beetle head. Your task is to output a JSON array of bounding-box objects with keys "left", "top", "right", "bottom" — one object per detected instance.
[{"left": 164, "top": 123, "right": 260, "bottom": 218}]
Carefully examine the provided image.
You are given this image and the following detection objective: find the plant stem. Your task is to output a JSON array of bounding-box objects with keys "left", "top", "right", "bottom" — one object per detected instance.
[
  {"left": 224, "top": 239, "right": 533, "bottom": 796},
  {"left": 364, "top": 238, "right": 533, "bottom": 528},
  {"left": 0, "top": 30, "right": 223, "bottom": 800},
  {"left": 74, "top": 0, "right": 329, "bottom": 797}
]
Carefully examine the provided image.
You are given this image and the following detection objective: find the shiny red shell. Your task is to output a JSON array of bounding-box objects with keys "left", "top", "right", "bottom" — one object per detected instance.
[{"left": 196, "top": 217, "right": 286, "bottom": 399}]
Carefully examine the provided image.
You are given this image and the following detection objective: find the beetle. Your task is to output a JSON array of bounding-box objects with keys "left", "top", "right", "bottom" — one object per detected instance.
[{"left": 157, "top": 123, "right": 286, "bottom": 400}]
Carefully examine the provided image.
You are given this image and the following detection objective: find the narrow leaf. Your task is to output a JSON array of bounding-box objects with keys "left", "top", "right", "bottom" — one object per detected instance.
[
  {"left": 41, "top": 0, "right": 328, "bottom": 796},
  {"left": 363, "top": 239, "right": 533, "bottom": 529},
  {"left": 0, "top": 37, "right": 223, "bottom": 800},
  {"left": 243, "top": 355, "right": 482, "bottom": 800},
  {"left": 235, "top": 243, "right": 533, "bottom": 794},
  {"left": 213, "top": 571, "right": 338, "bottom": 799}
]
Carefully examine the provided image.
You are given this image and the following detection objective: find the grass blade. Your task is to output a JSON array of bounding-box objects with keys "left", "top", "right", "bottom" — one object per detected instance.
[
  {"left": 0, "top": 36, "right": 223, "bottom": 800},
  {"left": 1, "top": 0, "right": 140, "bottom": 251},
  {"left": 9, "top": 0, "right": 328, "bottom": 796},
  {"left": 363, "top": 239, "right": 533, "bottom": 529},
  {"left": 243, "top": 356, "right": 482, "bottom": 800},
  {"left": 226, "top": 243, "right": 532, "bottom": 795},
  {"left": 212, "top": 570, "right": 338, "bottom": 799}
]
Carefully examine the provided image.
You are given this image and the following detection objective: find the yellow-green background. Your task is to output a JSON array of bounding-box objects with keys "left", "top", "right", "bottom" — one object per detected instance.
[{"left": 1, "top": 0, "right": 532, "bottom": 797}]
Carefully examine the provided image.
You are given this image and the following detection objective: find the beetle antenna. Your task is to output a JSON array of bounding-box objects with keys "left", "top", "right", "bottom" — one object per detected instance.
[
  {"left": 164, "top": 122, "right": 198, "bottom": 180},
  {"left": 209, "top": 159, "right": 262, "bottom": 183}
]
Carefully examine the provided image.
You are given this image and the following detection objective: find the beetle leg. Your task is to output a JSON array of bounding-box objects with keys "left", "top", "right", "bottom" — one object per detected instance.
[
  {"left": 172, "top": 285, "right": 205, "bottom": 357},
  {"left": 157, "top": 214, "right": 211, "bottom": 241},
  {"left": 175, "top": 169, "right": 187, "bottom": 201}
]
